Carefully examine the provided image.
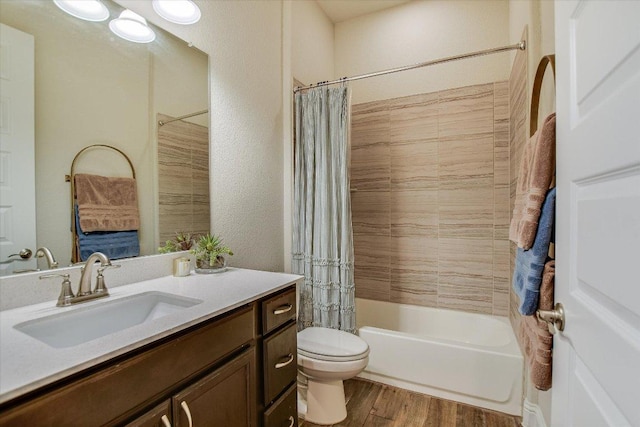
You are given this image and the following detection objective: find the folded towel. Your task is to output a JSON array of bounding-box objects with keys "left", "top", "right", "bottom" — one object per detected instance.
[
  {"left": 538, "top": 260, "right": 555, "bottom": 311},
  {"left": 509, "top": 113, "right": 556, "bottom": 249},
  {"left": 75, "top": 205, "right": 140, "bottom": 261},
  {"left": 75, "top": 173, "right": 140, "bottom": 232},
  {"left": 519, "top": 260, "right": 555, "bottom": 390},
  {"left": 512, "top": 187, "right": 556, "bottom": 315}
]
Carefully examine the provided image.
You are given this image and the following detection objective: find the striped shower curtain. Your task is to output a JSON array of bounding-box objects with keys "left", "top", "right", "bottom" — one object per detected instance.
[{"left": 293, "top": 85, "right": 356, "bottom": 333}]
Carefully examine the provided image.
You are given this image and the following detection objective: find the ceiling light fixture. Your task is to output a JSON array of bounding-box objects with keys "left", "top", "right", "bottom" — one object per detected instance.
[
  {"left": 152, "top": 0, "right": 201, "bottom": 25},
  {"left": 109, "top": 9, "right": 156, "bottom": 43},
  {"left": 53, "top": 0, "right": 109, "bottom": 22}
]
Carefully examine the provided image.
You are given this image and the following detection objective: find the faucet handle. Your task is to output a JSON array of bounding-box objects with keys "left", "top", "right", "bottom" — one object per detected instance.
[
  {"left": 94, "top": 264, "right": 120, "bottom": 295},
  {"left": 40, "top": 273, "right": 74, "bottom": 307}
]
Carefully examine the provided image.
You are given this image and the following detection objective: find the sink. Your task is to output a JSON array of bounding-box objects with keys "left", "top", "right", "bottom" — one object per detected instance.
[{"left": 14, "top": 292, "right": 203, "bottom": 348}]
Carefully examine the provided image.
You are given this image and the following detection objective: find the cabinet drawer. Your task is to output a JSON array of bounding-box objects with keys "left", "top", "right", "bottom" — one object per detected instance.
[
  {"left": 263, "top": 323, "right": 297, "bottom": 404},
  {"left": 262, "top": 288, "right": 296, "bottom": 334},
  {"left": 0, "top": 305, "right": 256, "bottom": 426},
  {"left": 263, "top": 383, "right": 297, "bottom": 427}
]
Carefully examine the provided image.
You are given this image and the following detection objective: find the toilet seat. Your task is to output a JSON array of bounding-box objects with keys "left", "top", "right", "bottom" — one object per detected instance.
[{"left": 298, "top": 327, "right": 369, "bottom": 362}]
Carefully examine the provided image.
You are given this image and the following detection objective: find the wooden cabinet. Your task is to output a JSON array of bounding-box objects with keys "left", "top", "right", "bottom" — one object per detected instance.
[
  {"left": 263, "top": 384, "right": 297, "bottom": 427},
  {"left": 126, "top": 400, "right": 172, "bottom": 427},
  {"left": 259, "top": 288, "right": 298, "bottom": 427},
  {"left": 263, "top": 324, "right": 297, "bottom": 405},
  {"left": 0, "top": 285, "right": 297, "bottom": 427},
  {"left": 262, "top": 288, "right": 296, "bottom": 334},
  {"left": 128, "top": 349, "right": 256, "bottom": 427},
  {"left": 172, "top": 348, "right": 256, "bottom": 427}
]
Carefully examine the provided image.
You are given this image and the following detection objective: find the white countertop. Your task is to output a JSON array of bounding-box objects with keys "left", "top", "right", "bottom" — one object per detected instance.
[{"left": 0, "top": 268, "right": 301, "bottom": 405}]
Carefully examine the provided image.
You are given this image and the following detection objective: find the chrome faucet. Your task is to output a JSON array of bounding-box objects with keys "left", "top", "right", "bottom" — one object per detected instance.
[
  {"left": 35, "top": 247, "right": 58, "bottom": 269},
  {"left": 40, "top": 252, "right": 119, "bottom": 306},
  {"left": 78, "top": 252, "right": 113, "bottom": 296}
]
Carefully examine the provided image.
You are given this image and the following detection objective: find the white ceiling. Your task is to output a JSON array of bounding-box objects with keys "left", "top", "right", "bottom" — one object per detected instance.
[{"left": 316, "top": 0, "right": 412, "bottom": 23}]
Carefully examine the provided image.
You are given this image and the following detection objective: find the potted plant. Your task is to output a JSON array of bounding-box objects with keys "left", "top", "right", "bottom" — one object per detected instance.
[
  {"left": 191, "top": 233, "right": 233, "bottom": 273},
  {"left": 158, "top": 232, "right": 195, "bottom": 253}
]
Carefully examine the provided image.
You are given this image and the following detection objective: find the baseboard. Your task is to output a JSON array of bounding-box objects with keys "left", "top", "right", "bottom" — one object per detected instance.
[{"left": 521, "top": 399, "right": 547, "bottom": 427}]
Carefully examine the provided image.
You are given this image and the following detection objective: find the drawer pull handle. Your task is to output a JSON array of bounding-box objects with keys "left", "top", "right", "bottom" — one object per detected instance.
[
  {"left": 273, "top": 303, "right": 293, "bottom": 315},
  {"left": 181, "top": 401, "right": 193, "bottom": 427},
  {"left": 287, "top": 415, "right": 295, "bottom": 427},
  {"left": 275, "top": 353, "right": 295, "bottom": 369},
  {"left": 160, "top": 415, "right": 172, "bottom": 427}
]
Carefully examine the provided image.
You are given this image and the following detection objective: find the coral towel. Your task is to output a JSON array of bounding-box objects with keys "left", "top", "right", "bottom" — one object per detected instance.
[
  {"left": 510, "top": 113, "right": 556, "bottom": 249},
  {"left": 519, "top": 260, "right": 555, "bottom": 391},
  {"left": 75, "top": 173, "right": 140, "bottom": 232}
]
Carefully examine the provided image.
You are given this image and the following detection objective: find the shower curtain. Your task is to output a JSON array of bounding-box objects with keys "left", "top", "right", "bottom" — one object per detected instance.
[{"left": 293, "top": 85, "right": 356, "bottom": 333}]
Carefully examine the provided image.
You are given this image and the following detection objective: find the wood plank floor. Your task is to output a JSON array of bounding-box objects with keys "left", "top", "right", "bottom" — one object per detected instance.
[{"left": 300, "top": 378, "right": 521, "bottom": 427}]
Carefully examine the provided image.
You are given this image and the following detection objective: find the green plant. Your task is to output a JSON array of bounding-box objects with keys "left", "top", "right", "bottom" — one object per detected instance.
[
  {"left": 158, "top": 232, "right": 195, "bottom": 253},
  {"left": 191, "top": 233, "right": 233, "bottom": 267}
]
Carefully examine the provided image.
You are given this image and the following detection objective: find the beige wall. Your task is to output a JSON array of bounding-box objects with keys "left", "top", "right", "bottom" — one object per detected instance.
[
  {"left": 292, "top": 0, "right": 334, "bottom": 86},
  {"left": 351, "top": 81, "right": 511, "bottom": 316},
  {"left": 335, "top": 0, "right": 511, "bottom": 104},
  {"left": 118, "top": 1, "right": 285, "bottom": 271}
]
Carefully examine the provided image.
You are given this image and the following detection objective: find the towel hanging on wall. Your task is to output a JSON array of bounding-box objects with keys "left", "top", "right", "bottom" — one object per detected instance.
[
  {"left": 67, "top": 144, "right": 138, "bottom": 263},
  {"left": 509, "top": 113, "right": 556, "bottom": 249},
  {"left": 509, "top": 54, "right": 556, "bottom": 249},
  {"left": 74, "top": 173, "right": 140, "bottom": 232},
  {"left": 519, "top": 260, "right": 555, "bottom": 390},
  {"left": 512, "top": 187, "right": 556, "bottom": 315},
  {"left": 74, "top": 206, "right": 140, "bottom": 261}
]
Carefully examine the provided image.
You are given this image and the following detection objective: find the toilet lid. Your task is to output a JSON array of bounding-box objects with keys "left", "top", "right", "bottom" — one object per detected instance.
[{"left": 297, "top": 327, "right": 369, "bottom": 362}]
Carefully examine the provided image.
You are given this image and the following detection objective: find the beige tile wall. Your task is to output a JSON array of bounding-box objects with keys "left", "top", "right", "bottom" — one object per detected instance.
[
  {"left": 351, "top": 81, "right": 511, "bottom": 316},
  {"left": 157, "top": 114, "right": 210, "bottom": 244},
  {"left": 508, "top": 40, "right": 528, "bottom": 334}
]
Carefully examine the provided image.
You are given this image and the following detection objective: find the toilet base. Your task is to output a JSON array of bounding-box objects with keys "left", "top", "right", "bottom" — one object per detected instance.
[{"left": 303, "top": 378, "right": 347, "bottom": 425}]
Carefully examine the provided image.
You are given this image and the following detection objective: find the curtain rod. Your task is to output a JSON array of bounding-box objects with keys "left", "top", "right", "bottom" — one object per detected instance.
[
  {"left": 158, "top": 109, "right": 209, "bottom": 126},
  {"left": 293, "top": 41, "right": 526, "bottom": 93}
]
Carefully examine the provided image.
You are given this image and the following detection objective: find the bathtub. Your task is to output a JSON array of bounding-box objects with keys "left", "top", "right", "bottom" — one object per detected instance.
[{"left": 356, "top": 299, "right": 523, "bottom": 415}]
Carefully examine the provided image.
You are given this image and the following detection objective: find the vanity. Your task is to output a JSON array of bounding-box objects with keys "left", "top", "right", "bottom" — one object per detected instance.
[{"left": 0, "top": 267, "right": 300, "bottom": 426}]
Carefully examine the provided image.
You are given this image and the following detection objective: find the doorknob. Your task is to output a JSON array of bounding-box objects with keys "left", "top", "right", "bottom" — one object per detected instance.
[
  {"left": 9, "top": 248, "right": 33, "bottom": 260},
  {"left": 537, "top": 303, "right": 565, "bottom": 333}
]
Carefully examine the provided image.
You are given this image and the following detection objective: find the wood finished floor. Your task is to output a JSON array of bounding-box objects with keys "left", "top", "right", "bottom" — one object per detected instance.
[{"left": 300, "top": 378, "right": 521, "bottom": 427}]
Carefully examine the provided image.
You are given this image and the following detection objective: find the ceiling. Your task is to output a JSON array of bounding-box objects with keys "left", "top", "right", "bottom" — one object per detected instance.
[{"left": 316, "top": 0, "right": 412, "bottom": 23}]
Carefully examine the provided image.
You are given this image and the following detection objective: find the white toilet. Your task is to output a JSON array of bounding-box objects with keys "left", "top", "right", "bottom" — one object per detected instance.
[{"left": 297, "top": 327, "right": 370, "bottom": 425}]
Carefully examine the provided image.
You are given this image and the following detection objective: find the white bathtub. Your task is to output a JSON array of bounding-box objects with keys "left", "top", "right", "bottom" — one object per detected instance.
[{"left": 356, "top": 299, "right": 523, "bottom": 415}]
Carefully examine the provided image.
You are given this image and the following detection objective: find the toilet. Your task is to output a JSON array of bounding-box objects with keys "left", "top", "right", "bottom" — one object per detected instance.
[{"left": 297, "top": 327, "right": 370, "bottom": 425}]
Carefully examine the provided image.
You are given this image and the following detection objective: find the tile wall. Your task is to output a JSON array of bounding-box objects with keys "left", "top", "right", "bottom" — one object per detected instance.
[
  {"left": 351, "top": 81, "right": 511, "bottom": 316},
  {"left": 508, "top": 41, "right": 528, "bottom": 333},
  {"left": 157, "top": 114, "right": 210, "bottom": 243}
]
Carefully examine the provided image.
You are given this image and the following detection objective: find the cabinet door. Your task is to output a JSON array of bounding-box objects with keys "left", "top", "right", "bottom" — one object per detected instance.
[
  {"left": 173, "top": 348, "right": 256, "bottom": 427},
  {"left": 125, "top": 400, "right": 172, "bottom": 427}
]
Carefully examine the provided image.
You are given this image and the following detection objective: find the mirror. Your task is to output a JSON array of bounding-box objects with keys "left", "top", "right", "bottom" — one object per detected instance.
[{"left": 0, "top": 0, "right": 209, "bottom": 275}]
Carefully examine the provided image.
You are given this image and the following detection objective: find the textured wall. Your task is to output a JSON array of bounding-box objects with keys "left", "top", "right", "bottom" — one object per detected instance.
[
  {"left": 351, "top": 81, "right": 511, "bottom": 316},
  {"left": 117, "top": 1, "right": 285, "bottom": 271}
]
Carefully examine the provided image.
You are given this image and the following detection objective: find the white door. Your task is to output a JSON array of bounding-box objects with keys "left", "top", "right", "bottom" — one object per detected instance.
[
  {"left": 553, "top": 1, "right": 640, "bottom": 426},
  {"left": 0, "top": 24, "right": 36, "bottom": 275}
]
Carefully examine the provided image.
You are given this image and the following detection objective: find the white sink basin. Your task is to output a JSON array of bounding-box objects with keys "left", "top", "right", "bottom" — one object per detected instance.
[{"left": 14, "top": 292, "right": 203, "bottom": 348}]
